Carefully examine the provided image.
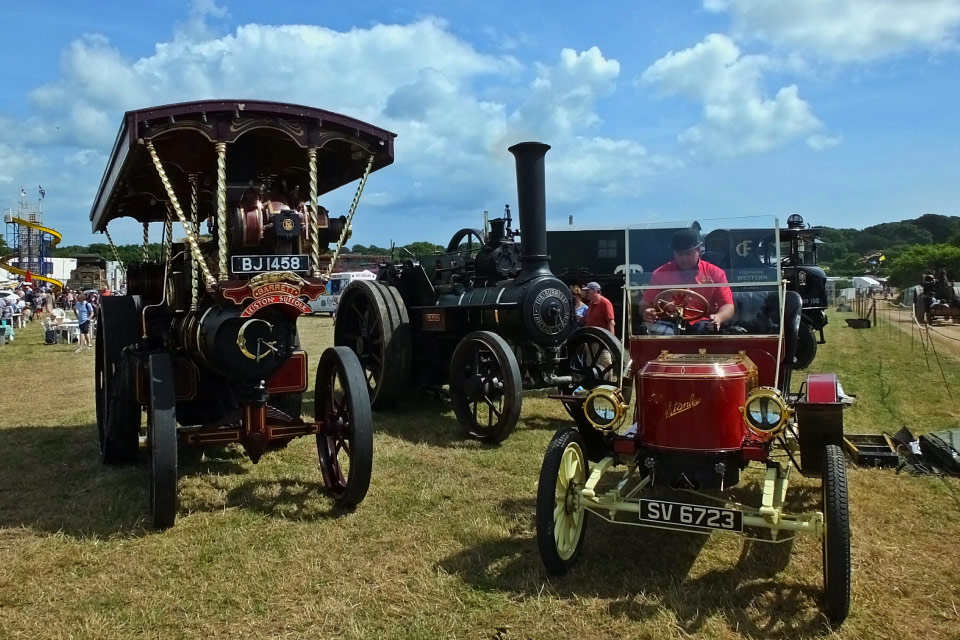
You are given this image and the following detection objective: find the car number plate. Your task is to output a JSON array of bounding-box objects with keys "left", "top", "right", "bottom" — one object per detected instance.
[
  {"left": 231, "top": 255, "right": 309, "bottom": 274},
  {"left": 639, "top": 499, "right": 743, "bottom": 532}
]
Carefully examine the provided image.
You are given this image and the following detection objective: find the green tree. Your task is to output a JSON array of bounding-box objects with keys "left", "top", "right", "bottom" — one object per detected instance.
[
  {"left": 913, "top": 213, "right": 960, "bottom": 243},
  {"left": 402, "top": 241, "right": 444, "bottom": 256},
  {"left": 886, "top": 244, "right": 960, "bottom": 289}
]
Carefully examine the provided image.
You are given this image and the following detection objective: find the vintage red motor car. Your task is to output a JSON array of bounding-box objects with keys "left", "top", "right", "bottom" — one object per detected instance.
[{"left": 537, "top": 216, "right": 851, "bottom": 626}]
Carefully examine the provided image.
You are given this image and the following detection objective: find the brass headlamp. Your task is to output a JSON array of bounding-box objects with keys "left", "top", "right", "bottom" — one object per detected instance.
[
  {"left": 741, "top": 387, "right": 791, "bottom": 440},
  {"left": 582, "top": 385, "right": 630, "bottom": 431}
]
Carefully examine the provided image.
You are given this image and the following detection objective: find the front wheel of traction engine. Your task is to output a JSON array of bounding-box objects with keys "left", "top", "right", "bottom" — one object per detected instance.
[
  {"left": 148, "top": 353, "right": 178, "bottom": 530},
  {"left": 449, "top": 331, "right": 522, "bottom": 444},
  {"left": 536, "top": 428, "right": 589, "bottom": 575},
  {"left": 333, "top": 280, "right": 410, "bottom": 410},
  {"left": 315, "top": 346, "right": 374, "bottom": 508},
  {"left": 821, "top": 444, "right": 851, "bottom": 625}
]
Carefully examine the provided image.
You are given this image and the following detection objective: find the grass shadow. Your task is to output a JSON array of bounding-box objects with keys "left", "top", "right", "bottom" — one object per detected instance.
[
  {"left": 0, "top": 424, "right": 151, "bottom": 538},
  {"left": 371, "top": 394, "right": 508, "bottom": 450},
  {"left": 220, "top": 478, "right": 358, "bottom": 521},
  {"left": 440, "top": 483, "right": 833, "bottom": 639}
]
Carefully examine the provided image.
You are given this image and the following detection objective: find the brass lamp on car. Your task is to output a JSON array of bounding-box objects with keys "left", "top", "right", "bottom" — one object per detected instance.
[
  {"left": 741, "top": 387, "right": 791, "bottom": 440},
  {"left": 583, "top": 385, "right": 629, "bottom": 431}
]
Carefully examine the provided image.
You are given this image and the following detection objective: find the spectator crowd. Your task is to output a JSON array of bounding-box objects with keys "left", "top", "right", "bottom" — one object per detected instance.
[{"left": 1, "top": 282, "right": 105, "bottom": 352}]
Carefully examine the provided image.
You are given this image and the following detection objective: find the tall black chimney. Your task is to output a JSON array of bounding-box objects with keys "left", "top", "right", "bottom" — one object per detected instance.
[{"left": 508, "top": 141, "right": 551, "bottom": 284}]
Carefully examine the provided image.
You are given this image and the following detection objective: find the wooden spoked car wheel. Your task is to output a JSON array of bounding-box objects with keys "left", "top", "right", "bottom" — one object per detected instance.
[
  {"left": 315, "top": 346, "right": 374, "bottom": 508},
  {"left": 449, "top": 330, "right": 522, "bottom": 444},
  {"left": 536, "top": 427, "right": 589, "bottom": 575},
  {"left": 147, "top": 353, "right": 178, "bottom": 530},
  {"left": 557, "top": 327, "right": 624, "bottom": 433},
  {"left": 821, "top": 444, "right": 851, "bottom": 625},
  {"left": 95, "top": 296, "right": 141, "bottom": 465},
  {"left": 334, "top": 280, "right": 411, "bottom": 410},
  {"left": 653, "top": 288, "right": 710, "bottom": 323}
]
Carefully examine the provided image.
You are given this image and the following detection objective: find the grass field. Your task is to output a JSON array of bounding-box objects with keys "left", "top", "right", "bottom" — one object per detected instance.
[{"left": 1, "top": 306, "right": 959, "bottom": 639}]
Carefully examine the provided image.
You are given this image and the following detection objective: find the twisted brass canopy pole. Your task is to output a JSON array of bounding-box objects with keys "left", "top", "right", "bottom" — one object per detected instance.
[{"left": 144, "top": 139, "right": 216, "bottom": 288}]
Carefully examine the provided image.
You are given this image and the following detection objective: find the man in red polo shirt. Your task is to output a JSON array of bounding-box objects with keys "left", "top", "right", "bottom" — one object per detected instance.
[
  {"left": 640, "top": 229, "right": 734, "bottom": 335},
  {"left": 583, "top": 281, "right": 615, "bottom": 333}
]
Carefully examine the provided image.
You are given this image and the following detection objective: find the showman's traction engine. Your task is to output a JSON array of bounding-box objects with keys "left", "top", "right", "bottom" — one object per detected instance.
[{"left": 91, "top": 100, "right": 395, "bottom": 528}]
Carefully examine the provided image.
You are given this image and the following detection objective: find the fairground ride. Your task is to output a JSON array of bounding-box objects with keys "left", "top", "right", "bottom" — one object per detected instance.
[{"left": 2, "top": 194, "right": 64, "bottom": 290}]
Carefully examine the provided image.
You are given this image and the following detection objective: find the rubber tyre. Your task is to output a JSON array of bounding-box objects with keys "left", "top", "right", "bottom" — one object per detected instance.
[
  {"left": 334, "top": 280, "right": 411, "bottom": 410},
  {"left": 822, "top": 444, "right": 851, "bottom": 626},
  {"left": 794, "top": 320, "right": 818, "bottom": 370},
  {"left": 96, "top": 296, "right": 141, "bottom": 465},
  {"left": 316, "top": 346, "right": 374, "bottom": 508},
  {"left": 449, "top": 331, "right": 522, "bottom": 444},
  {"left": 536, "top": 428, "right": 589, "bottom": 576},
  {"left": 148, "top": 353, "right": 178, "bottom": 530}
]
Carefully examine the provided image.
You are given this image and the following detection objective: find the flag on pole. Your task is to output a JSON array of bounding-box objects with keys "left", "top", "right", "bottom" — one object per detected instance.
[
  {"left": 20, "top": 187, "right": 26, "bottom": 197},
  {"left": 38, "top": 185, "right": 45, "bottom": 199}
]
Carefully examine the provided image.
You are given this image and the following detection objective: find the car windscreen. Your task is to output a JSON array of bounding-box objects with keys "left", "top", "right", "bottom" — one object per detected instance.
[{"left": 624, "top": 216, "right": 783, "bottom": 337}]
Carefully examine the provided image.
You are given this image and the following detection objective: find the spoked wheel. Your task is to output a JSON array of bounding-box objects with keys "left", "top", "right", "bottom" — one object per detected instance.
[
  {"left": 315, "top": 346, "right": 374, "bottom": 508},
  {"left": 334, "top": 280, "right": 410, "bottom": 410},
  {"left": 96, "top": 296, "right": 141, "bottom": 465},
  {"left": 557, "top": 327, "right": 624, "bottom": 429},
  {"left": 794, "top": 319, "right": 818, "bottom": 370},
  {"left": 445, "top": 228, "right": 485, "bottom": 254},
  {"left": 449, "top": 331, "right": 522, "bottom": 444},
  {"left": 537, "top": 428, "right": 589, "bottom": 575},
  {"left": 147, "top": 353, "right": 178, "bottom": 530},
  {"left": 821, "top": 444, "right": 851, "bottom": 625}
]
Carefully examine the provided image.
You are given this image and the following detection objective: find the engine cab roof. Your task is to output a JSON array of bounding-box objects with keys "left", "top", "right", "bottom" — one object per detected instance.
[{"left": 90, "top": 100, "right": 396, "bottom": 232}]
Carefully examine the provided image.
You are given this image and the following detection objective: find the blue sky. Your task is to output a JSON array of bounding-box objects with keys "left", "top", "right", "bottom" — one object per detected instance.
[{"left": 1, "top": 0, "right": 959, "bottom": 248}]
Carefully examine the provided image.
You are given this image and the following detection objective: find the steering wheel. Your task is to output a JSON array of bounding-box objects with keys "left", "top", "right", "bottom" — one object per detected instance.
[{"left": 652, "top": 288, "right": 710, "bottom": 324}]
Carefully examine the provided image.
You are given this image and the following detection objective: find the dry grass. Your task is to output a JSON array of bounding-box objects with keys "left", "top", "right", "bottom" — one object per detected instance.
[{"left": 1, "top": 308, "right": 959, "bottom": 639}]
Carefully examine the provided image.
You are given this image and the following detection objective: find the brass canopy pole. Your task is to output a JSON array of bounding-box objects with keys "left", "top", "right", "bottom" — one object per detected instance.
[
  {"left": 327, "top": 153, "right": 375, "bottom": 276},
  {"left": 308, "top": 147, "right": 320, "bottom": 278},
  {"left": 144, "top": 139, "right": 216, "bottom": 288},
  {"left": 142, "top": 222, "right": 150, "bottom": 261},
  {"left": 189, "top": 174, "right": 200, "bottom": 311},
  {"left": 216, "top": 141, "right": 228, "bottom": 280},
  {"left": 103, "top": 228, "right": 125, "bottom": 273}
]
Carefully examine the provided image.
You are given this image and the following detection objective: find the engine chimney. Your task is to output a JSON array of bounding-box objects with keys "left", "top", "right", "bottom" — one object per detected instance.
[{"left": 508, "top": 141, "right": 551, "bottom": 284}]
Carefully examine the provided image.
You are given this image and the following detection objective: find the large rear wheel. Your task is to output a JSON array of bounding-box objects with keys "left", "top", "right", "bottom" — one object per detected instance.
[
  {"left": 96, "top": 296, "right": 141, "bottom": 465},
  {"left": 334, "top": 280, "right": 410, "bottom": 410},
  {"left": 822, "top": 444, "right": 851, "bottom": 625},
  {"left": 449, "top": 331, "right": 522, "bottom": 444},
  {"left": 148, "top": 353, "right": 178, "bottom": 530},
  {"left": 316, "top": 346, "right": 374, "bottom": 508},
  {"left": 536, "top": 428, "right": 589, "bottom": 575}
]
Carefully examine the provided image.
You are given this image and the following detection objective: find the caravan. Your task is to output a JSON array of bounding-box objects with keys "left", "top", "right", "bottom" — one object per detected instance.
[{"left": 309, "top": 270, "right": 376, "bottom": 316}]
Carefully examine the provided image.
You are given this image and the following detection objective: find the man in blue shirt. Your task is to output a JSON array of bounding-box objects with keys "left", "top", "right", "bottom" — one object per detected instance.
[{"left": 74, "top": 294, "right": 94, "bottom": 352}]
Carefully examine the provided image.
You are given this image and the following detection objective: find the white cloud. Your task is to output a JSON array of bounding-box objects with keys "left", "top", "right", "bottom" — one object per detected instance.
[
  {"left": 510, "top": 46, "right": 620, "bottom": 139},
  {"left": 0, "top": 144, "right": 43, "bottom": 184},
  {"left": 640, "top": 34, "right": 829, "bottom": 157},
  {"left": 705, "top": 0, "right": 960, "bottom": 62},
  {"left": 2, "top": 17, "right": 673, "bottom": 244}
]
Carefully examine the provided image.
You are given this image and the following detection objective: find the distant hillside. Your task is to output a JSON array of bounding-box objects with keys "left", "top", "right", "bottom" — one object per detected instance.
[{"left": 816, "top": 213, "right": 960, "bottom": 276}]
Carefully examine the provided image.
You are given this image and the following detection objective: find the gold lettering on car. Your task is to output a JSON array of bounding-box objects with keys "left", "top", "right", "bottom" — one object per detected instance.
[{"left": 665, "top": 394, "right": 702, "bottom": 419}]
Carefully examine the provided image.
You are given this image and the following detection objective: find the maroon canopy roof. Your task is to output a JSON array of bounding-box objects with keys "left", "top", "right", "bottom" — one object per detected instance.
[{"left": 90, "top": 100, "right": 396, "bottom": 231}]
